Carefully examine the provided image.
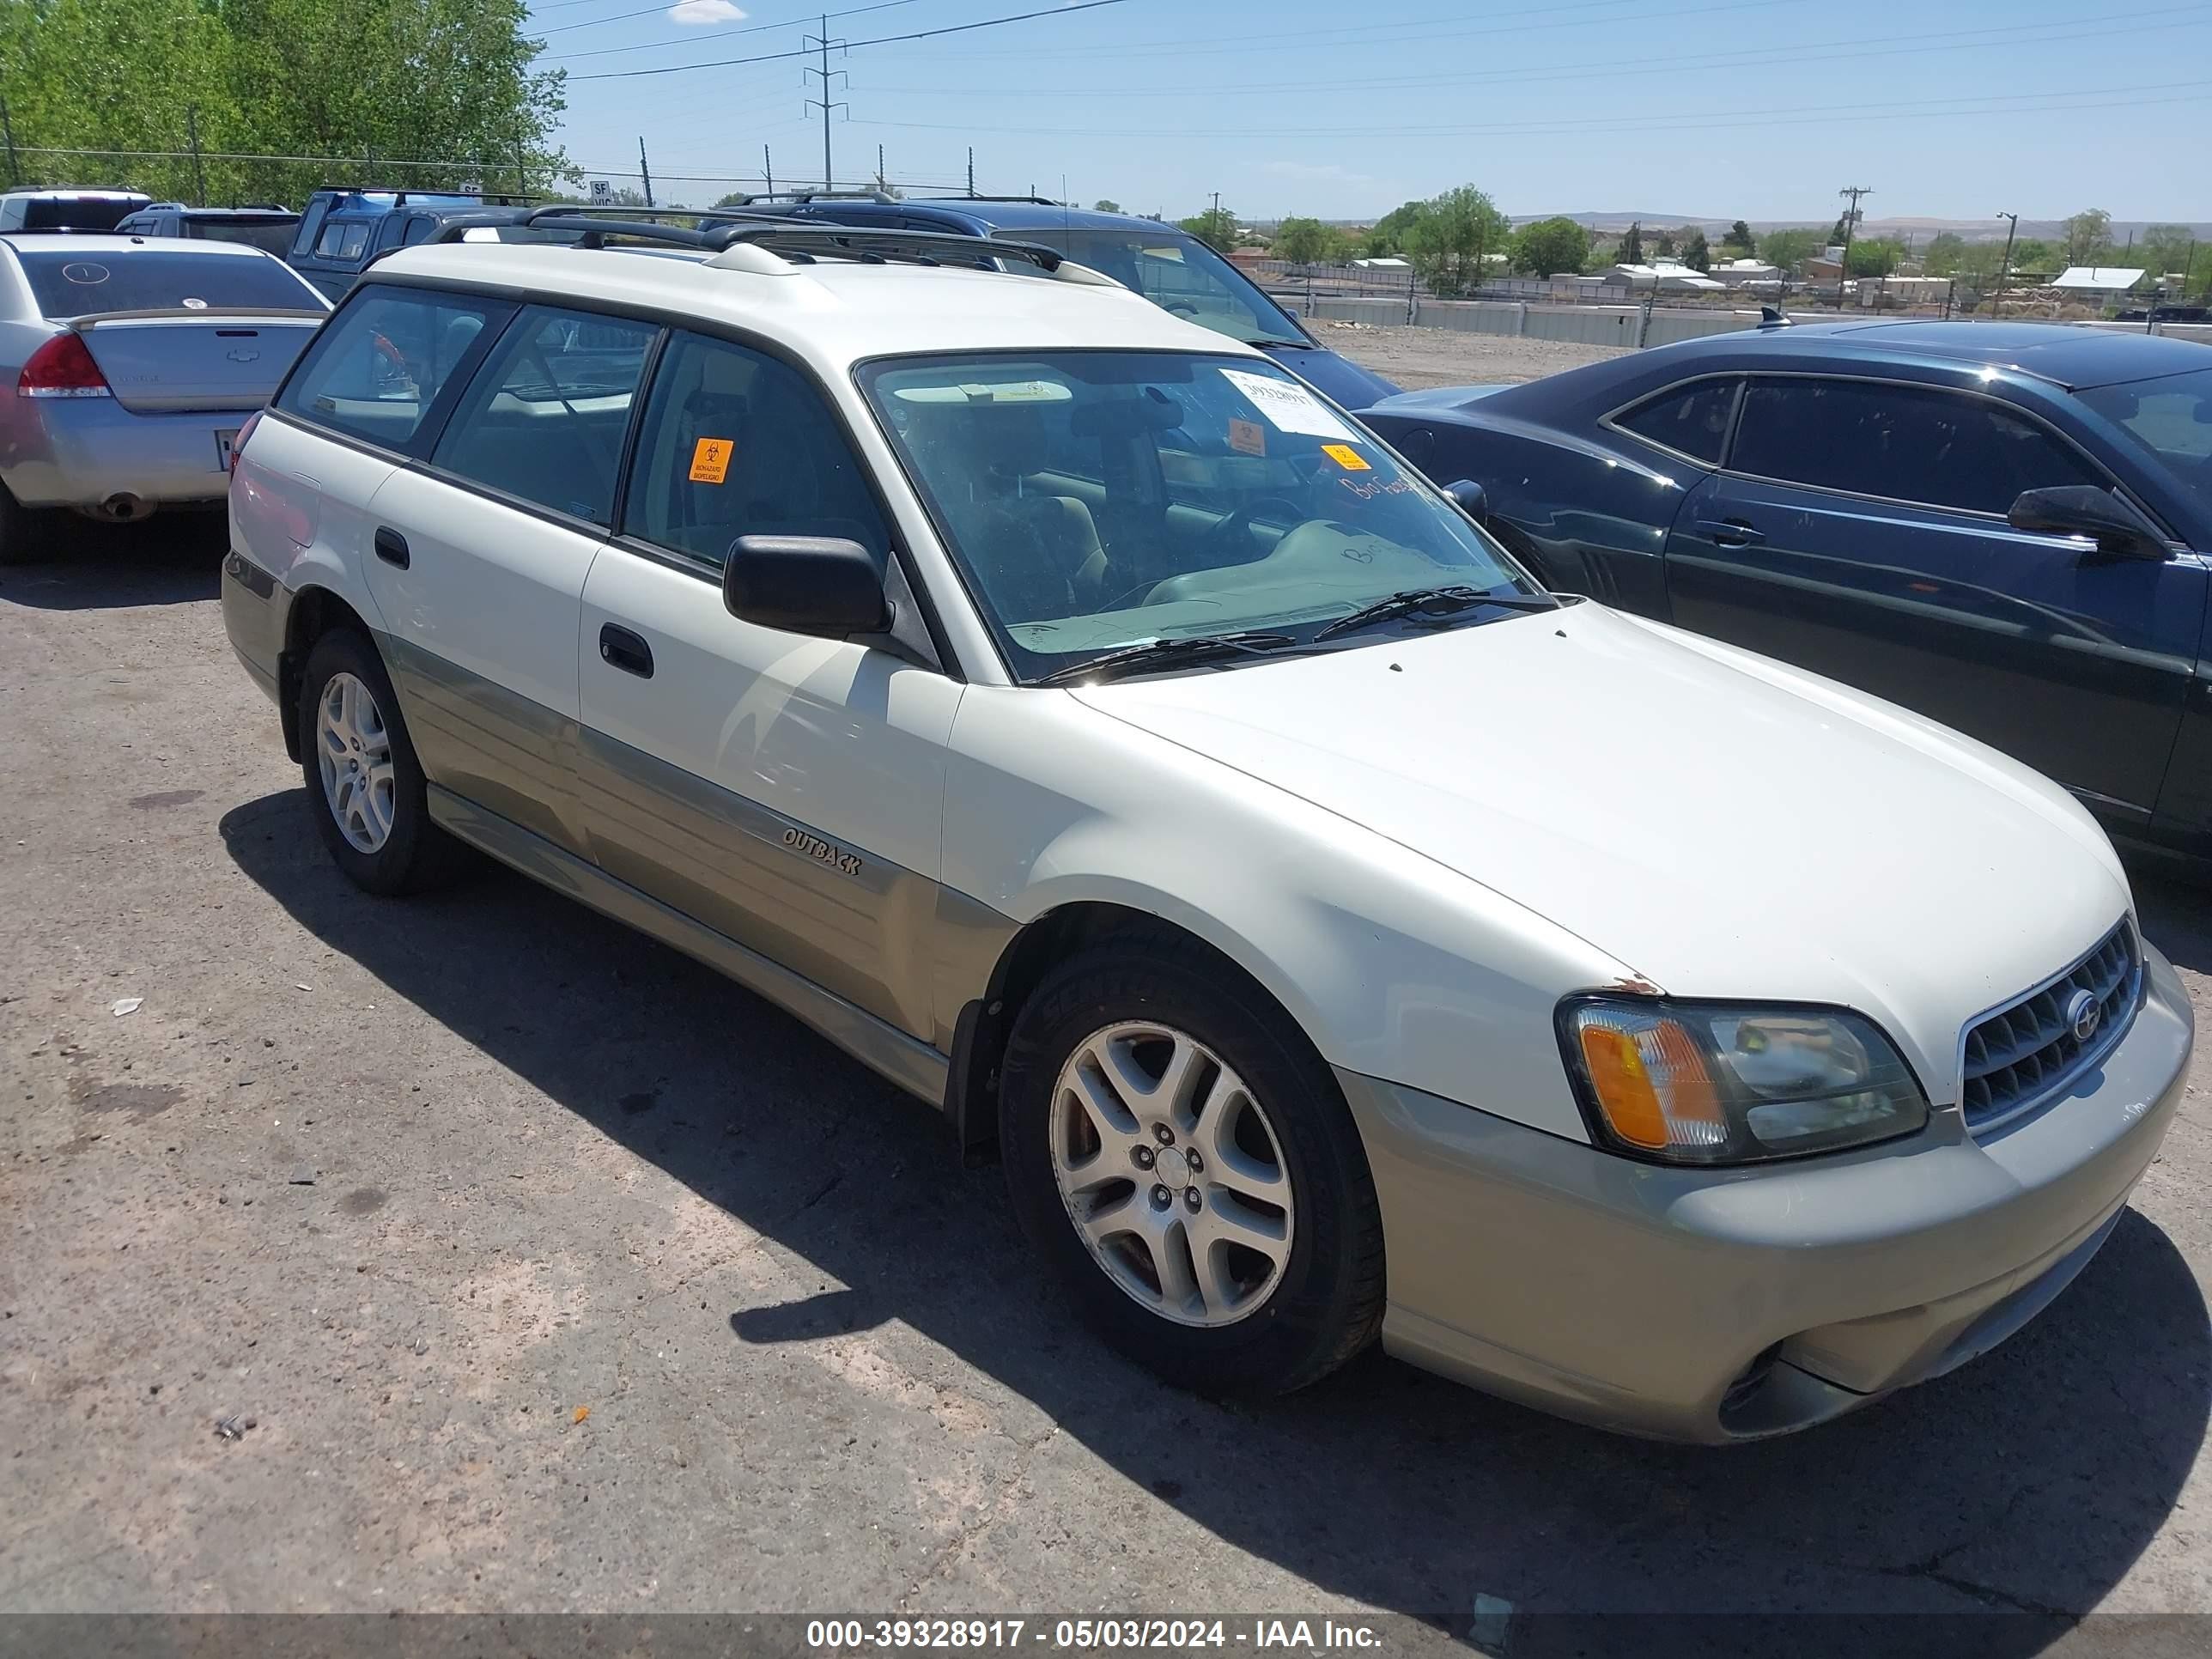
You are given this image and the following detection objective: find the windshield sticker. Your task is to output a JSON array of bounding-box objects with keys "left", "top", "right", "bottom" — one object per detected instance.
[
  {"left": 689, "top": 437, "right": 733, "bottom": 485},
  {"left": 1322, "top": 442, "right": 1370, "bottom": 471},
  {"left": 891, "top": 379, "right": 1072, "bottom": 404},
  {"left": 1228, "top": 417, "right": 1266, "bottom": 457},
  {"left": 1218, "top": 368, "right": 1358, "bottom": 443}
]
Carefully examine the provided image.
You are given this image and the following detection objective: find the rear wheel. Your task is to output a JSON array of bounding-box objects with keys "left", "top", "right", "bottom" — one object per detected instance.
[
  {"left": 296, "top": 629, "right": 467, "bottom": 895},
  {"left": 1000, "top": 939, "right": 1386, "bottom": 1395}
]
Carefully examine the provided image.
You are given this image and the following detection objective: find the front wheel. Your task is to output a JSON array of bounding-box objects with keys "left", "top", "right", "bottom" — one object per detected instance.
[
  {"left": 999, "top": 940, "right": 1386, "bottom": 1395},
  {"left": 296, "top": 629, "right": 467, "bottom": 896}
]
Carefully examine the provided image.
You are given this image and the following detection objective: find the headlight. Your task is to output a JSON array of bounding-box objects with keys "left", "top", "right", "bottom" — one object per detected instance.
[{"left": 1559, "top": 998, "right": 1929, "bottom": 1164}]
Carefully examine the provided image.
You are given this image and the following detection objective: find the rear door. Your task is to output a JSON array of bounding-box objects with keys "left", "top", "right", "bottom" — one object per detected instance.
[
  {"left": 1663, "top": 374, "right": 2202, "bottom": 824},
  {"left": 362, "top": 302, "right": 661, "bottom": 855}
]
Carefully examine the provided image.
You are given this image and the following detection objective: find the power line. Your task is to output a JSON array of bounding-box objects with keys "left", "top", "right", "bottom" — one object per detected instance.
[
  {"left": 538, "top": 0, "right": 916, "bottom": 44},
  {"left": 571, "top": 0, "right": 1131, "bottom": 82}
]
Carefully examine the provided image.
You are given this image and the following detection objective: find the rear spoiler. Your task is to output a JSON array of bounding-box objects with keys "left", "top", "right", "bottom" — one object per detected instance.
[{"left": 67, "top": 307, "right": 327, "bottom": 329}]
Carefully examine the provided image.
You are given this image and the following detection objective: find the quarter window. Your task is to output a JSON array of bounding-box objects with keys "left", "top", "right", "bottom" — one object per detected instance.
[
  {"left": 1613, "top": 379, "right": 1738, "bottom": 465},
  {"left": 620, "top": 331, "right": 889, "bottom": 572},
  {"left": 431, "top": 307, "right": 659, "bottom": 525},
  {"left": 275, "top": 286, "right": 506, "bottom": 449},
  {"left": 1732, "top": 378, "right": 2105, "bottom": 516}
]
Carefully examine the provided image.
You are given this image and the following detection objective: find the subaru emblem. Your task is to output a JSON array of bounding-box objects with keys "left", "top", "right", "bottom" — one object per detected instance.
[{"left": 2065, "top": 988, "right": 2101, "bottom": 1043}]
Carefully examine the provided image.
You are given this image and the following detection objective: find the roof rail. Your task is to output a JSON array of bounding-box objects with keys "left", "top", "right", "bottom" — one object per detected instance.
[
  {"left": 927, "top": 194, "right": 1062, "bottom": 206},
  {"left": 731, "top": 189, "right": 900, "bottom": 207},
  {"left": 309, "top": 186, "right": 533, "bottom": 209},
  {"left": 520, "top": 208, "right": 1073, "bottom": 275}
]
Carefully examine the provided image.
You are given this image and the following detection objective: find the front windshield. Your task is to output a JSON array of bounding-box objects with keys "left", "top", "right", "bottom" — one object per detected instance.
[
  {"left": 2078, "top": 368, "right": 2212, "bottom": 517},
  {"left": 1008, "top": 229, "right": 1307, "bottom": 348},
  {"left": 860, "top": 350, "right": 1542, "bottom": 682}
]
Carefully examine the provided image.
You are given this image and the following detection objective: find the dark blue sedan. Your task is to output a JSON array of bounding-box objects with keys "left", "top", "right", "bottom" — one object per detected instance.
[
  {"left": 1360, "top": 322, "right": 2212, "bottom": 865},
  {"left": 732, "top": 193, "right": 1400, "bottom": 410}
]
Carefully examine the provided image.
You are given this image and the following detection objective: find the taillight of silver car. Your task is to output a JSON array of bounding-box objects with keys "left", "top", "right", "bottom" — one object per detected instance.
[
  {"left": 229, "top": 409, "right": 264, "bottom": 476},
  {"left": 16, "top": 334, "right": 112, "bottom": 398}
]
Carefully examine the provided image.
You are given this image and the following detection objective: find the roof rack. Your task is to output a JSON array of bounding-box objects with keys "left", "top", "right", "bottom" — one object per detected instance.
[
  {"left": 519, "top": 208, "right": 1075, "bottom": 275},
  {"left": 926, "top": 194, "right": 1062, "bottom": 206},
  {"left": 726, "top": 189, "right": 900, "bottom": 207},
  {"left": 311, "top": 186, "right": 534, "bottom": 209}
]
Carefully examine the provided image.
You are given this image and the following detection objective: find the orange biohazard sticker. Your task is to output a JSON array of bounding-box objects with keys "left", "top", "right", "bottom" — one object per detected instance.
[
  {"left": 1228, "top": 417, "right": 1266, "bottom": 457},
  {"left": 1321, "top": 442, "right": 1370, "bottom": 471},
  {"left": 689, "top": 437, "right": 734, "bottom": 484}
]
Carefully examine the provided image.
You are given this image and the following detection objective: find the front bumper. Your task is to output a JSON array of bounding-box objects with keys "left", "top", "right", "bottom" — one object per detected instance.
[
  {"left": 3, "top": 398, "right": 251, "bottom": 509},
  {"left": 1339, "top": 943, "right": 2193, "bottom": 1443}
]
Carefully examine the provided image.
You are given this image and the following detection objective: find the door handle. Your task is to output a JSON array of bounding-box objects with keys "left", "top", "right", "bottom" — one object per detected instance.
[
  {"left": 373, "top": 526, "right": 410, "bottom": 569},
  {"left": 1696, "top": 518, "right": 1765, "bottom": 547},
  {"left": 598, "top": 623, "right": 654, "bottom": 679}
]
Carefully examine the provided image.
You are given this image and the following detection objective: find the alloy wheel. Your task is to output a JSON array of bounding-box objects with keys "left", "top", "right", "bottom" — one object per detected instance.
[{"left": 314, "top": 672, "right": 397, "bottom": 854}]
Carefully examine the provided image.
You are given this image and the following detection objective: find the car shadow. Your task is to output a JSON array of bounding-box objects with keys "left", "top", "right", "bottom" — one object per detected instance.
[
  {"left": 0, "top": 513, "right": 223, "bottom": 609},
  {"left": 2133, "top": 865, "right": 2212, "bottom": 975},
  {"left": 221, "top": 792, "right": 2209, "bottom": 1645}
]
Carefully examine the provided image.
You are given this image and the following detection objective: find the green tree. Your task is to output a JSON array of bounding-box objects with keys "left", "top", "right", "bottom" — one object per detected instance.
[
  {"left": 1723, "top": 219, "right": 1756, "bottom": 254},
  {"left": 1846, "top": 238, "right": 1904, "bottom": 277},
  {"left": 1653, "top": 228, "right": 1677, "bottom": 258},
  {"left": 2009, "top": 238, "right": 2057, "bottom": 276},
  {"left": 2140, "top": 222, "right": 2196, "bottom": 279},
  {"left": 1362, "top": 198, "right": 1428, "bottom": 256},
  {"left": 2062, "top": 208, "right": 2113, "bottom": 267},
  {"left": 1617, "top": 221, "right": 1644, "bottom": 264},
  {"left": 1402, "top": 184, "right": 1510, "bottom": 293},
  {"left": 1759, "top": 228, "right": 1819, "bottom": 274},
  {"left": 1921, "top": 231, "right": 1967, "bottom": 275},
  {"left": 1092, "top": 198, "right": 1121, "bottom": 213},
  {"left": 1509, "top": 216, "right": 1591, "bottom": 277},
  {"left": 1177, "top": 204, "right": 1239, "bottom": 253},
  {"left": 1681, "top": 228, "right": 1711, "bottom": 272},
  {"left": 1273, "top": 216, "right": 1340, "bottom": 266}
]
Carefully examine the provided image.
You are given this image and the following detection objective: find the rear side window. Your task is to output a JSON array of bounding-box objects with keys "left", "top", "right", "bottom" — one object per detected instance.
[
  {"left": 276, "top": 286, "right": 507, "bottom": 450},
  {"left": 432, "top": 307, "right": 659, "bottom": 525},
  {"left": 1613, "top": 378, "right": 1737, "bottom": 465},
  {"left": 186, "top": 217, "right": 297, "bottom": 256},
  {"left": 15, "top": 248, "right": 320, "bottom": 317},
  {"left": 1733, "top": 379, "right": 2106, "bottom": 516},
  {"left": 621, "top": 330, "right": 889, "bottom": 571},
  {"left": 315, "top": 221, "right": 370, "bottom": 260},
  {"left": 20, "top": 195, "right": 142, "bottom": 231}
]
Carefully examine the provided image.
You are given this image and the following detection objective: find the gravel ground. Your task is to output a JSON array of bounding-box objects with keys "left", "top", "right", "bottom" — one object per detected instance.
[
  {"left": 3, "top": 522, "right": 2212, "bottom": 1649},
  {"left": 1326, "top": 321, "right": 1631, "bottom": 390}
]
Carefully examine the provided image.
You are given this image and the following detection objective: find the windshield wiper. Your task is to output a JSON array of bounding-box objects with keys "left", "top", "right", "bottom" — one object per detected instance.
[
  {"left": 1032, "top": 630, "right": 1304, "bottom": 687},
  {"left": 1314, "top": 586, "right": 1557, "bottom": 641},
  {"left": 1245, "top": 336, "right": 1313, "bottom": 350}
]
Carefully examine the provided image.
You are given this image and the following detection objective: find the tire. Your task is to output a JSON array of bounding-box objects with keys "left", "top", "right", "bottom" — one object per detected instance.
[
  {"left": 0, "top": 478, "right": 41, "bottom": 567},
  {"left": 999, "top": 938, "right": 1386, "bottom": 1395},
  {"left": 295, "top": 628, "right": 468, "bottom": 896}
]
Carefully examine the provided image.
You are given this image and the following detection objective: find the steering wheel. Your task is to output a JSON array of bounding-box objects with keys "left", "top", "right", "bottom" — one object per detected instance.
[
  {"left": 1200, "top": 495, "right": 1311, "bottom": 562},
  {"left": 1164, "top": 300, "right": 1200, "bottom": 317}
]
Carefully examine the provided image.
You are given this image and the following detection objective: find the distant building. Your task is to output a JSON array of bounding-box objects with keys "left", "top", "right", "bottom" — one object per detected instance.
[
  {"left": 1710, "top": 258, "right": 1781, "bottom": 285},
  {"left": 2051, "top": 266, "right": 2147, "bottom": 299},
  {"left": 1351, "top": 257, "right": 1411, "bottom": 269},
  {"left": 1609, "top": 261, "right": 1725, "bottom": 292}
]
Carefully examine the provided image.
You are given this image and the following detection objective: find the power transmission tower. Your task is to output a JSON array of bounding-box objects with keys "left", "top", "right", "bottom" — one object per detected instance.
[
  {"left": 1835, "top": 184, "right": 1873, "bottom": 308},
  {"left": 1994, "top": 210, "right": 2020, "bottom": 318},
  {"left": 804, "top": 15, "right": 848, "bottom": 190}
]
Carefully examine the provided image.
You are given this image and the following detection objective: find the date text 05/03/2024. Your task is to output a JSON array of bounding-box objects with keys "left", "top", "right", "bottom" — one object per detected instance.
[{"left": 804, "top": 1620, "right": 1387, "bottom": 1650}]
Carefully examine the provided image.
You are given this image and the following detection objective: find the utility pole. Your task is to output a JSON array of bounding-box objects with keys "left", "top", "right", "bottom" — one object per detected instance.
[
  {"left": 763, "top": 144, "right": 775, "bottom": 198},
  {"left": 1835, "top": 185, "right": 1873, "bottom": 310},
  {"left": 0, "top": 100, "right": 17, "bottom": 187},
  {"left": 804, "top": 15, "right": 848, "bottom": 190},
  {"left": 637, "top": 137, "right": 654, "bottom": 209},
  {"left": 1994, "top": 210, "right": 2020, "bottom": 319},
  {"left": 876, "top": 143, "right": 885, "bottom": 193},
  {"left": 185, "top": 103, "right": 206, "bottom": 205},
  {"left": 966, "top": 146, "right": 975, "bottom": 198}
]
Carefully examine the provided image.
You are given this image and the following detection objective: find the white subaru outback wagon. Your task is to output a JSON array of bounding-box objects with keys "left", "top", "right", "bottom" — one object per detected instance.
[{"left": 223, "top": 215, "right": 2192, "bottom": 1442}]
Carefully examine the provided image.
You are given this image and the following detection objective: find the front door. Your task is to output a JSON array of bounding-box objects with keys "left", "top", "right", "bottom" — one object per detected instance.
[
  {"left": 575, "top": 329, "right": 961, "bottom": 1041},
  {"left": 1663, "top": 374, "right": 2203, "bottom": 827}
]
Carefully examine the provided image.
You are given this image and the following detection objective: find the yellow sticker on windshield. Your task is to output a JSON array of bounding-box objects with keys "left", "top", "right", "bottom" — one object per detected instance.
[
  {"left": 689, "top": 437, "right": 733, "bottom": 485},
  {"left": 1322, "top": 442, "right": 1370, "bottom": 471},
  {"left": 1228, "top": 417, "right": 1266, "bottom": 457}
]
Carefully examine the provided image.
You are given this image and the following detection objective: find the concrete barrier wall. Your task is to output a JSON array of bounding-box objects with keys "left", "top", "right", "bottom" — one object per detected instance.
[{"left": 1297, "top": 295, "right": 1762, "bottom": 347}]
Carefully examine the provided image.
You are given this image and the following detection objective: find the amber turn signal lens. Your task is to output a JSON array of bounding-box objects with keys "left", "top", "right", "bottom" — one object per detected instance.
[{"left": 1574, "top": 1013, "right": 1727, "bottom": 1152}]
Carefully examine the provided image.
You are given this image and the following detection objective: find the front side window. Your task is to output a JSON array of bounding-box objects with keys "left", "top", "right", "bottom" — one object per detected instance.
[
  {"left": 2077, "top": 368, "right": 2212, "bottom": 519},
  {"left": 433, "top": 307, "right": 659, "bottom": 525},
  {"left": 15, "top": 247, "right": 322, "bottom": 318},
  {"left": 1613, "top": 378, "right": 1738, "bottom": 465},
  {"left": 276, "top": 286, "right": 507, "bottom": 449},
  {"left": 1012, "top": 229, "right": 1308, "bottom": 348},
  {"left": 1732, "top": 378, "right": 2105, "bottom": 516},
  {"left": 621, "top": 331, "right": 889, "bottom": 571},
  {"left": 862, "top": 350, "right": 1540, "bottom": 681}
]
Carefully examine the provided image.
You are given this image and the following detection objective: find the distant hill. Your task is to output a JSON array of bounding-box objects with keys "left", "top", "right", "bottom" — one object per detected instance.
[{"left": 1510, "top": 212, "right": 2212, "bottom": 244}]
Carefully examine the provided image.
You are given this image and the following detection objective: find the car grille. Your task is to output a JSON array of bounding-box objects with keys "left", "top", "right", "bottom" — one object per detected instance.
[{"left": 1960, "top": 920, "right": 2141, "bottom": 1132}]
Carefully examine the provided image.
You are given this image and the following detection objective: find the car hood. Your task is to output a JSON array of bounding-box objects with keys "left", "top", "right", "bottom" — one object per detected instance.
[
  {"left": 1070, "top": 602, "right": 2130, "bottom": 1093},
  {"left": 1255, "top": 341, "right": 1401, "bottom": 408},
  {"left": 1361, "top": 383, "right": 1514, "bottom": 415}
]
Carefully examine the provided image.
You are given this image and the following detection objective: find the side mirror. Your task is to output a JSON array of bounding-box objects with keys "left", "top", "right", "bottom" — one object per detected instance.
[
  {"left": 723, "top": 534, "right": 889, "bottom": 636},
  {"left": 1445, "top": 477, "right": 1489, "bottom": 523},
  {"left": 2008, "top": 485, "right": 2167, "bottom": 560}
]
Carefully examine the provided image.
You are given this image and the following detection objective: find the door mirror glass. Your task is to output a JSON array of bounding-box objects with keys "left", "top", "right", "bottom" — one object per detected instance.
[
  {"left": 723, "top": 534, "right": 889, "bottom": 636},
  {"left": 2008, "top": 485, "right": 2168, "bottom": 559},
  {"left": 1446, "top": 477, "right": 1489, "bottom": 522}
]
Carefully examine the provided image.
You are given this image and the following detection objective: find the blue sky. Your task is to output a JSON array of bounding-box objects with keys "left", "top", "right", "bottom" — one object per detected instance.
[{"left": 536, "top": 0, "right": 2210, "bottom": 223}]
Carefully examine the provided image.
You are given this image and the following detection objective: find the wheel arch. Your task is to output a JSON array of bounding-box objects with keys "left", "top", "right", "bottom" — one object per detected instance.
[{"left": 278, "top": 585, "right": 376, "bottom": 761}]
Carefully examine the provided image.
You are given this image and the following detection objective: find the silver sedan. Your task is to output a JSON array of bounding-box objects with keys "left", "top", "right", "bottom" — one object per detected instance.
[{"left": 0, "top": 234, "right": 327, "bottom": 562}]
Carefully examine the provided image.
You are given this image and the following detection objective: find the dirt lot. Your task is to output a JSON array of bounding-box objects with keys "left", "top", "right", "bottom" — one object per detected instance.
[
  {"left": 1327, "top": 321, "right": 1630, "bottom": 390},
  {"left": 4, "top": 520, "right": 2212, "bottom": 1649}
]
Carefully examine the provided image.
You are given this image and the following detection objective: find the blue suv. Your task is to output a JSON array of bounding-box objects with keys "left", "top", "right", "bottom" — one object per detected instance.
[{"left": 733, "top": 194, "right": 1398, "bottom": 409}]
